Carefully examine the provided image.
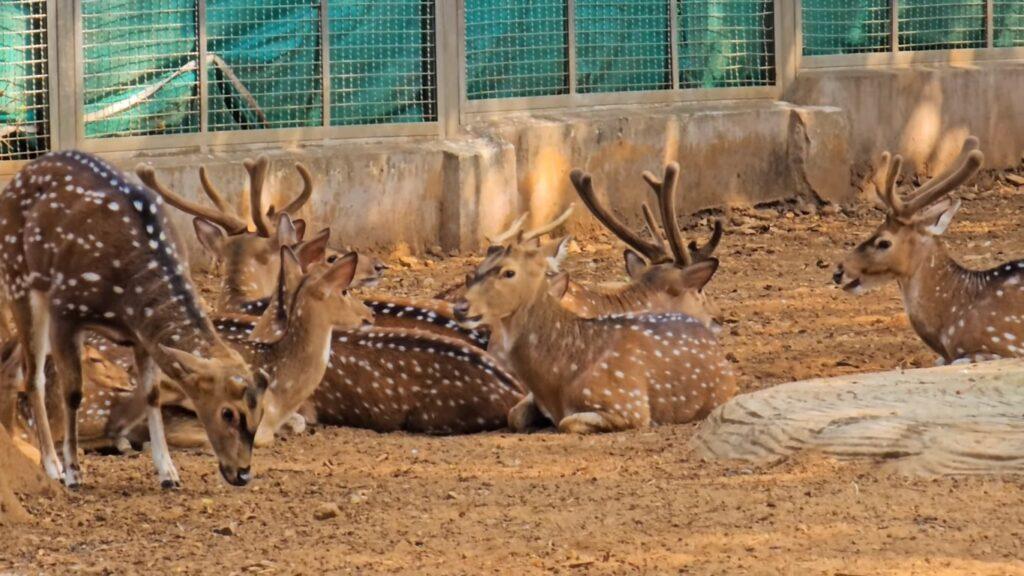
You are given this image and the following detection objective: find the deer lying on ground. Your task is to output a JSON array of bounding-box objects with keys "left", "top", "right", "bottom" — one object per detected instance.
[
  {"left": 139, "top": 158, "right": 487, "bottom": 347},
  {"left": 834, "top": 137, "right": 1023, "bottom": 364},
  {"left": 437, "top": 164, "right": 724, "bottom": 329},
  {"left": 0, "top": 151, "right": 267, "bottom": 487},
  {"left": 454, "top": 233, "right": 736, "bottom": 433}
]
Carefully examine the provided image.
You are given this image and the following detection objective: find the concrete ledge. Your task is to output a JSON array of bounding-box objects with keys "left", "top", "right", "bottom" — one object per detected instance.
[{"left": 787, "top": 61, "right": 1024, "bottom": 181}]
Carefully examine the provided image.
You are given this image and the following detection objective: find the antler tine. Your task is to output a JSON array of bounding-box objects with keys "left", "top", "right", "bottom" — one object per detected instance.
[
  {"left": 902, "top": 149, "right": 984, "bottom": 216},
  {"left": 522, "top": 203, "right": 575, "bottom": 242},
  {"left": 197, "top": 165, "right": 233, "bottom": 215},
  {"left": 487, "top": 212, "right": 530, "bottom": 246},
  {"left": 276, "top": 163, "right": 314, "bottom": 216},
  {"left": 687, "top": 219, "right": 724, "bottom": 261},
  {"left": 136, "top": 164, "right": 248, "bottom": 234},
  {"left": 570, "top": 168, "right": 665, "bottom": 262},
  {"left": 244, "top": 155, "right": 273, "bottom": 237},
  {"left": 883, "top": 153, "right": 905, "bottom": 214},
  {"left": 640, "top": 202, "right": 670, "bottom": 254},
  {"left": 904, "top": 135, "right": 981, "bottom": 205},
  {"left": 646, "top": 162, "right": 691, "bottom": 266}
]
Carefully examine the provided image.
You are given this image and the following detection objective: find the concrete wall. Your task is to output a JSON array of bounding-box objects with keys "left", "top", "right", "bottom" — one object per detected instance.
[
  {"left": 786, "top": 61, "right": 1024, "bottom": 183},
  {"left": 4, "top": 61, "right": 1023, "bottom": 258}
]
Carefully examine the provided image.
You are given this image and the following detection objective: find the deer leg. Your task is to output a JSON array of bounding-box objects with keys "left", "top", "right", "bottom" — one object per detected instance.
[
  {"left": 508, "top": 393, "right": 550, "bottom": 432},
  {"left": 21, "top": 292, "right": 64, "bottom": 481},
  {"left": 135, "top": 349, "right": 180, "bottom": 488},
  {"left": 50, "top": 326, "right": 85, "bottom": 488},
  {"left": 557, "top": 410, "right": 631, "bottom": 434}
]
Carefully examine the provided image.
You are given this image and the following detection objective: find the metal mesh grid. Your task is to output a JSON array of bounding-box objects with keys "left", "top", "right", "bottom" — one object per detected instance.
[
  {"left": 575, "top": 0, "right": 671, "bottom": 94},
  {"left": 328, "top": 0, "right": 437, "bottom": 125},
  {"left": 465, "top": 0, "right": 569, "bottom": 100},
  {"left": 802, "top": 0, "right": 892, "bottom": 56},
  {"left": 678, "top": 0, "right": 775, "bottom": 89},
  {"left": 207, "top": 0, "right": 323, "bottom": 131},
  {"left": 0, "top": 0, "right": 49, "bottom": 159},
  {"left": 995, "top": 0, "right": 1024, "bottom": 47},
  {"left": 81, "top": 0, "right": 199, "bottom": 139},
  {"left": 898, "top": 0, "right": 987, "bottom": 51}
]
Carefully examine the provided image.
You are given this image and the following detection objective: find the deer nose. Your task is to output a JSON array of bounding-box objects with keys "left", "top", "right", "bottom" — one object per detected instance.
[
  {"left": 832, "top": 265, "right": 845, "bottom": 285},
  {"left": 373, "top": 260, "right": 389, "bottom": 274}
]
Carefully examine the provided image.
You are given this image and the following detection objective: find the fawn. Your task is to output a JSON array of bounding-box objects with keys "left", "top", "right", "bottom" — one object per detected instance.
[
  {"left": 834, "top": 137, "right": 1022, "bottom": 364},
  {"left": 454, "top": 234, "right": 736, "bottom": 433},
  {"left": 0, "top": 151, "right": 267, "bottom": 487}
]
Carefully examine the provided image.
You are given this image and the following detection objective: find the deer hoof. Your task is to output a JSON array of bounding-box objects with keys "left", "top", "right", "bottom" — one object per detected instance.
[{"left": 160, "top": 479, "right": 181, "bottom": 490}]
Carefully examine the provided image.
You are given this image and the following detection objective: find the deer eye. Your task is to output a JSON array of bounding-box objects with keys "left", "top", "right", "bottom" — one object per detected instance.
[
  {"left": 221, "top": 407, "right": 236, "bottom": 425},
  {"left": 501, "top": 269, "right": 516, "bottom": 279},
  {"left": 876, "top": 239, "right": 892, "bottom": 250},
  {"left": 327, "top": 254, "right": 339, "bottom": 263}
]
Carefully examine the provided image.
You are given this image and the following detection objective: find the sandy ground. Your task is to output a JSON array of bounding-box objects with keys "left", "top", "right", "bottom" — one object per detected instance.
[{"left": 3, "top": 175, "right": 1024, "bottom": 575}]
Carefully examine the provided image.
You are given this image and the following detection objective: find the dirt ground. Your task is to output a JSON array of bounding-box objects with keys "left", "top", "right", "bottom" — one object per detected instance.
[{"left": 4, "top": 176, "right": 1024, "bottom": 575}]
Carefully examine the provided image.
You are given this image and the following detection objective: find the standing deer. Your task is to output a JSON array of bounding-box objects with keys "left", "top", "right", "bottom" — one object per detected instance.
[
  {"left": 453, "top": 234, "right": 736, "bottom": 433},
  {"left": 833, "top": 137, "right": 1021, "bottom": 364},
  {"left": 0, "top": 151, "right": 267, "bottom": 487}
]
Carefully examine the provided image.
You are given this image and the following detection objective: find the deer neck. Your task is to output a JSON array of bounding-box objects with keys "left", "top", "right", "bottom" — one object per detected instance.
[
  {"left": 217, "top": 263, "right": 259, "bottom": 314},
  {"left": 899, "top": 238, "right": 974, "bottom": 358},
  {"left": 133, "top": 278, "right": 231, "bottom": 372},
  {"left": 258, "top": 301, "right": 336, "bottom": 434}
]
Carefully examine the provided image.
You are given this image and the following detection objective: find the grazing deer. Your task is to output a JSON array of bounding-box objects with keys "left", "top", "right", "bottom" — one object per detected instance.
[
  {"left": 454, "top": 235, "right": 736, "bottom": 433},
  {"left": 833, "top": 137, "right": 1022, "bottom": 364},
  {"left": 0, "top": 151, "right": 267, "bottom": 487}
]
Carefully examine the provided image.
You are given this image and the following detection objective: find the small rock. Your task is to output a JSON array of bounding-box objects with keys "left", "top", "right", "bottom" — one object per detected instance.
[
  {"left": 313, "top": 502, "right": 341, "bottom": 521},
  {"left": 349, "top": 490, "right": 369, "bottom": 505},
  {"left": 427, "top": 245, "right": 444, "bottom": 257},
  {"left": 1005, "top": 173, "right": 1024, "bottom": 187},
  {"left": 398, "top": 255, "right": 420, "bottom": 268},
  {"left": 213, "top": 524, "right": 236, "bottom": 536},
  {"left": 447, "top": 248, "right": 460, "bottom": 257},
  {"left": 820, "top": 203, "right": 839, "bottom": 216}
]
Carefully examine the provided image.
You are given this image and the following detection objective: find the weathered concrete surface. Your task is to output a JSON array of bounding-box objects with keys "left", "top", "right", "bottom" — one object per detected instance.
[
  {"left": 787, "top": 61, "right": 1024, "bottom": 182},
  {"left": 465, "top": 101, "right": 852, "bottom": 240},
  {"left": 692, "top": 359, "right": 1024, "bottom": 476}
]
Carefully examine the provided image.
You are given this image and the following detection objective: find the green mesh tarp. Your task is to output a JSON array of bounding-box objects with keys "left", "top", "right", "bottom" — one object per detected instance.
[
  {"left": 77, "top": 0, "right": 436, "bottom": 138},
  {"left": 802, "top": 0, "right": 1014, "bottom": 56},
  {"left": 465, "top": 0, "right": 773, "bottom": 100},
  {"left": 0, "top": 0, "right": 49, "bottom": 159}
]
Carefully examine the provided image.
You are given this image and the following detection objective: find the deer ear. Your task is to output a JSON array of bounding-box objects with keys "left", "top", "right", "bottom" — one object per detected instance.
[
  {"left": 543, "top": 236, "right": 572, "bottom": 271},
  {"left": 275, "top": 213, "right": 299, "bottom": 246},
  {"left": 158, "top": 345, "right": 212, "bottom": 379},
  {"left": 295, "top": 228, "right": 330, "bottom": 272},
  {"left": 292, "top": 219, "right": 307, "bottom": 241},
  {"left": 319, "top": 252, "right": 359, "bottom": 292},
  {"left": 547, "top": 272, "right": 571, "bottom": 299},
  {"left": 193, "top": 218, "right": 226, "bottom": 259},
  {"left": 250, "top": 247, "right": 303, "bottom": 345},
  {"left": 918, "top": 198, "right": 961, "bottom": 236},
  {"left": 623, "top": 249, "right": 646, "bottom": 279},
  {"left": 678, "top": 258, "right": 719, "bottom": 291}
]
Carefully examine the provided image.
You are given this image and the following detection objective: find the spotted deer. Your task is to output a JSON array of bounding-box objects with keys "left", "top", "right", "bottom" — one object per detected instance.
[
  {"left": 833, "top": 137, "right": 1022, "bottom": 364},
  {"left": 454, "top": 234, "right": 736, "bottom": 433},
  {"left": 139, "top": 162, "right": 484, "bottom": 348},
  {"left": 565, "top": 164, "right": 723, "bottom": 326},
  {"left": 0, "top": 151, "right": 268, "bottom": 487}
]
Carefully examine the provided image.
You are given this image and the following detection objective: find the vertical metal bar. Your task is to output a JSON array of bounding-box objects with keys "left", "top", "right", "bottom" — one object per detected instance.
[
  {"left": 986, "top": 0, "right": 995, "bottom": 48},
  {"left": 776, "top": 0, "right": 798, "bottom": 94},
  {"left": 73, "top": 0, "right": 85, "bottom": 145},
  {"left": 435, "top": 0, "right": 460, "bottom": 137},
  {"left": 45, "top": 0, "right": 61, "bottom": 150},
  {"left": 456, "top": 0, "right": 469, "bottom": 116},
  {"left": 567, "top": 0, "right": 577, "bottom": 95},
  {"left": 891, "top": 0, "right": 899, "bottom": 53},
  {"left": 669, "top": 0, "right": 680, "bottom": 90},
  {"left": 320, "top": 0, "right": 331, "bottom": 128},
  {"left": 198, "top": 0, "right": 208, "bottom": 134}
]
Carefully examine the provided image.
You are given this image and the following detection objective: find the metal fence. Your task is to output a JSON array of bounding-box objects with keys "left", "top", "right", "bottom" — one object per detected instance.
[
  {"left": 801, "top": 0, "right": 1024, "bottom": 60},
  {"left": 1, "top": 0, "right": 1023, "bottom": 168}
]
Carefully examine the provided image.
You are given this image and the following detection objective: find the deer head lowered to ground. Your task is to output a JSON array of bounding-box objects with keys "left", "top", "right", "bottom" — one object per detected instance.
[
  {"left": 832, "top": 137, "right": 1022, "bottom": 364},
  {"left": 0, "top": 151, "right": 268, "bottom": 487},
  {"left": 453, "top": 234, "right": 736, "bottom": 434}
]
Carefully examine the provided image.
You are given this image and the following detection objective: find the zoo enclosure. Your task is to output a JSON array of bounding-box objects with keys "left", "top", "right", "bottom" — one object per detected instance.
[{"left": 1, "top": 0, "right": 1023, "bottom": 172}]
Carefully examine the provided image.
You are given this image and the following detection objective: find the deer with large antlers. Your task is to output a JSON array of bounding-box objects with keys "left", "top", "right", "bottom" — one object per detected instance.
[
  {"left": 833, "top": 137, "right": 1023, "bottom": 364},
  {"left": 0, "top": 151, "right": 268, "bottom": 487},
  {"left": 564, "top": 164, "right": 723, "bottom": 327},
  {"left": 453, "top": 231, "right": 736, "bottom": 433}
]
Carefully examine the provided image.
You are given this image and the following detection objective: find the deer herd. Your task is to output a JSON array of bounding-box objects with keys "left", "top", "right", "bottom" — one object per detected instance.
[{"left": 0, "top": 135, "right": 1018, "bottom": 489}]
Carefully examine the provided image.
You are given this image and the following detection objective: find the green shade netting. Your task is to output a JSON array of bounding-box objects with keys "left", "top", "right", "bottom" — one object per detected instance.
[{"left": 0, "top": 0, "right": 49, "bottom": 158}]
